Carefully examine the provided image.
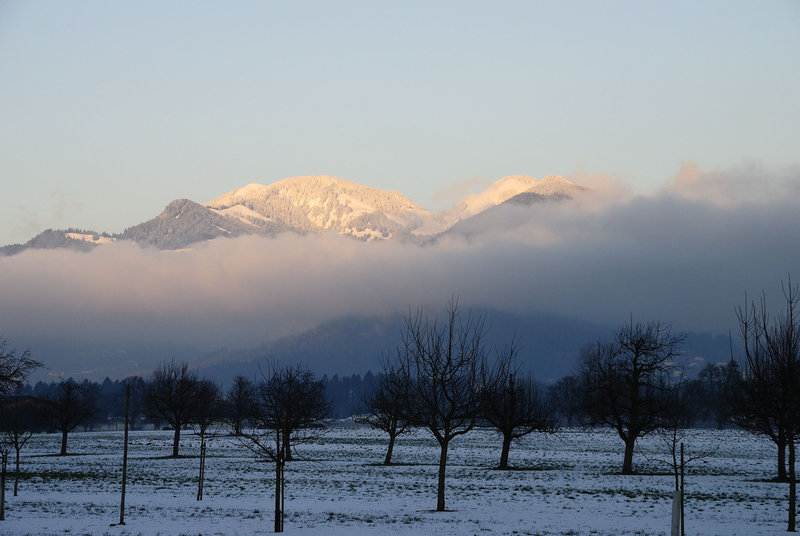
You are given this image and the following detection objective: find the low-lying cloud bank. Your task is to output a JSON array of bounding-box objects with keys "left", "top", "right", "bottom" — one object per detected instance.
[{"left": 1, "top": 163, "right": 798, "bottom": 377}]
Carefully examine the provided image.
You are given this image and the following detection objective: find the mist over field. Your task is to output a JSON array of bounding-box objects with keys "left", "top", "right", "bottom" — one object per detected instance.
[{"left": 1, "top": 165, "right": 798, "bottom": 379}]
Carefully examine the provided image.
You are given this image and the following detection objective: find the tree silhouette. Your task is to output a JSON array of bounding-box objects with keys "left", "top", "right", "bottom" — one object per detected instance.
[
  {"left": 0, "top": 339, "right": 41, "bottom": 395},
  {"left": 482, "top": 349, "right": 557, "bottom": 469},
  {"left": 237, "top": 363, "right": 329, "bottom": 532},
  {"left": 578, "top": 319, "right": 684, "bottom": 474},
  {"left": 395, "top": 299, "right": 487, "bottom": 511},
  {"left": 144, "top": 361, "right": 199, "bottom": 458},
  {"left": 733, "top": 279, "right": 800, "bottom": 531},
  {"left": 44, "top": 379, "right": 97, "bottom": 455},
  {"left": 225, "top": 376, "right": 257, "bottom": 436},
  {"left": 354, "top": 360, "right": 410, "bottom": 465},
  {"left": 0, "top": 396, "right": 49, "bottom": 495}
]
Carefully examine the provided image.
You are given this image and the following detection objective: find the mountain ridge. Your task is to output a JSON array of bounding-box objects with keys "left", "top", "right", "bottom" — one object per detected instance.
[{"left": 0, "top": 174, "right": 583, "bottom": 254}]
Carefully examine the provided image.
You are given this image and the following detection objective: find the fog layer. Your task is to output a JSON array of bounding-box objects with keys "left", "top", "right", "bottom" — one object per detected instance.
[{"left": 1, "top": 165, "right": 798, "bottom": 371}]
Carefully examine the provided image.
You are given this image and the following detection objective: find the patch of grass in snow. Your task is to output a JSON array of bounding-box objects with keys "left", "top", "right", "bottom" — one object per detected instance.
[
  {"left": 491, "top": 462, "right": 574, "bottom": 471},
  {"left": 18, "top": 468, "right": 113, "bottom": 482}
]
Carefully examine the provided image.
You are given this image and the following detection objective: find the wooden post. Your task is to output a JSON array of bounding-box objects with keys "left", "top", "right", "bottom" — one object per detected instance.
[
  {"left": 274, "top": 429, "right": 283, "bottom": 533},
  {"left": 1, "top": 450, "right": 8, "bottom": 521},
  {"left": 670, "top": 490, "right": 680, "bottom": 536},
  {"left": 680, "top": 442, "right": 685, "bottom": 536},
  {"left": 197, "top": 439, "right": 206, "bottom": 501},
  {"left": 119, "top": 384, "right": 130, "bottom": 526},
  {"left": 274, "top": 457, "right": 282, "bottom": 532}
]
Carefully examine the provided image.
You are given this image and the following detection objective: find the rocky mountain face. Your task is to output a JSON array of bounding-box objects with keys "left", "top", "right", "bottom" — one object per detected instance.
[{"left": 1, "top": 174, "right": 584, "bottom": 254}]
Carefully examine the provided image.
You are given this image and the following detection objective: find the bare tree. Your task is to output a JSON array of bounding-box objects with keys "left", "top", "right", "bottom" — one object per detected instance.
[
  {"left": 144, "top": 361, "right": 199, "bottom": 458},
  {"left": 44, "top": 379, "right": 97, "bottom": 455},
  {"left": 225, "top": 376, "right": 257, "bottom": 437},
  {"left": 548, "top": 374, "right": 581, "bottom": 428},
  {"left": 648, "top": 377, "right": 715, "bottom": 489},
  {"left": 578, "top": 319, "right": 684, "bottom": 474},
  {"left": 395, "top": 299, "right": 487, "bottom": 511},
  {"left": 237, "top": 363, "right": 329, "bottom": 532},
  {"left": 120, "top": 376, "right": 147, "bottom": 431},
  {"left": 190, "top": 379, "right": 224, "bottom": 501},
  {"left": 0, "top": 339, "right": 42, "bottom": 396},
  {"left": 0, "top": 396, "right": 49, "bottom": 496},
  {"left": 353, "top": 359, "right": 410, "bottom": 465},
  {"left": 734, "top": 279, "right": 800, "bottom": 532},
  {"left": 695, "top": 361, "right": 741, "bottom": 429},
  {"left": 482, "top": 348, "right": 557, "bottom": 469}
]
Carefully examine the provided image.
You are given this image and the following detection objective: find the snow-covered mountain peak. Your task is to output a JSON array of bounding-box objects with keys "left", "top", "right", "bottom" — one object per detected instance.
[
  {"left": 205, "top": 175, "right": 432, "bottom": 240},
  {"left": 207, "top": 182, "right": 270, "bottom": 207},
  {"left": 455, "top": 175, "right": 580, "bottom": 218}
]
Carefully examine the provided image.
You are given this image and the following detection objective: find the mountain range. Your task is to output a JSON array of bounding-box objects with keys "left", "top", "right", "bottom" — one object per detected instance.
[
  {"left": 1, "top": 174, "right": 585, "bottom": 253},
  {"left": 1, "top": 173, "right": 741, "bottom": 384}
]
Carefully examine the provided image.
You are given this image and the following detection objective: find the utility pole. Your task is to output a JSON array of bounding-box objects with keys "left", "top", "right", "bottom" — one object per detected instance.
[
  {"left": 680, "top": 442, "right": 685, "bottom": 536},
  {"left": 119, "top": 384, "right": 130, "bottom": 526},
  {"left": 0, "top": 450, "right": 7, "bottom": 521}
]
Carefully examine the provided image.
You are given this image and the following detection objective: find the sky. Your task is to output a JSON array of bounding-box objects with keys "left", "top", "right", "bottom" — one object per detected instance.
[
  {"left": 1, "top": 1, "right": 799, "bottom": 246},
  {"left": 0, "top": 1, "right": 799, "bottom": 380}
]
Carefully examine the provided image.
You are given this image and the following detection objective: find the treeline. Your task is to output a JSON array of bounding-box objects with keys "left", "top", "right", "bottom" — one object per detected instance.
[
  {"left": 6, "top": 358, "right": 740, "bottom": 435},
  {"left": 3, "top": 372, "right": 377, "bottom": 445}
]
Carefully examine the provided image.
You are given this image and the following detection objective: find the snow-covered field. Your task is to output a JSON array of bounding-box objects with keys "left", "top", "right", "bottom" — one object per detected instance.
[{"left": 0, "top": 425, "right": 790, "bottom": 535}]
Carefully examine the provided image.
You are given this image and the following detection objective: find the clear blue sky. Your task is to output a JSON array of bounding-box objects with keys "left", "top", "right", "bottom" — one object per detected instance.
[{"left": 1, "top": 0, "right": 798, "bottom": 245}]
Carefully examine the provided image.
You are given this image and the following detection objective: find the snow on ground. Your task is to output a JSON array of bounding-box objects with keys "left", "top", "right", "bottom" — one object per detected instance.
[{"left": 0, "top": 425, "right": 790, "bottom": 535}]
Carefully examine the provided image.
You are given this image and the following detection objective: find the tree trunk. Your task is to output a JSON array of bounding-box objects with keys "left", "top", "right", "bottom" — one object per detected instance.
[
  {"left": 283, "top": 430, "right": 292, "bottom": 461},
  {"left": 498, "top": 433, "right": 512, "bottom": 470},
  {"left": 172, "top": 425, "right": 181, "bottom": 458},
  {"left": 60, "top": 430, "right": 68, "bottom": 456},
  {"left": 274, "top": 458, "right": 283, "bottom": 532},
  {"left": 384, "top": 430, "right": 397, "bottom": 466},
  {"left": 119, "top": 384, "right": 130, "bottom": 526},
  {"left": 622, "top": 436, "right": 636, "bottom": 474},
  {"left": 196, "top": 440, "right": 206, "bottom": 501},
  {"left": 779, "top": 437, "right": 789, "bottom": 481},
  {"left": 436, "top": 439, "right": 449, "bottom": 512},
  {"left": 1, "top": 451, "right": 6, "bottom": 521},
  {"left": 789, "top": 438, "right": 796, "bottom": 532},
  {"left": 13, "top": 448, "right": 20, "bottom": 497}
]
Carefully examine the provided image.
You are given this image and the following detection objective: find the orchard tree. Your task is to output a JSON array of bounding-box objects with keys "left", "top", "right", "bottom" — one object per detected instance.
[
  {"left": 44, "top": 379, "right": 97, "bottom": 455},
  {"left": 0, "top": 337, "right": 43, "bottom": 492},
  {"left": 238, "top": 363, "right": 329, "bottom": 533},
  {"left": 354, "top": 359, "right": 410, "bottom": 465},
  {"left": 548, "top": 374, "right": 581, "bottom": 428},
  {"left": 144, "top": 361, "right": 199, "bottom": 457},
  {"left": 0, "top": 396, "right": 49, "bottom": 496},
  {"left": 482, "top": 348, "right": 557, "bottom": 469},
  {"left": 225, "top": 376, "right": 257, "bottom": 436},
  {"left": 0, "top": 339, "right": 41, "bottom": 395},
  {"left": 733, "top": 279, "right": 800, "bottom": 532},
  {"left": 396, "top": 299, "right": 488, "bottom": 512},
  {"left": 190, "top": 379, "right": 224, "bottom": 501},
  {"left": 578, "top": 319, "right": 684, "bottom": 474}
]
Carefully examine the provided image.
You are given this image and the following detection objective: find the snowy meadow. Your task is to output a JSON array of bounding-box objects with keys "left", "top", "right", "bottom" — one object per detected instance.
[{"left": 0, "top": 425, "right": 789, "bottom": 535}]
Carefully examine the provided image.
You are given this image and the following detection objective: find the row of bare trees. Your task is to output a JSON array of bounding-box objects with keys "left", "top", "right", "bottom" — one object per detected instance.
[
  {"left": 2, "top": 279, "right": 800, "bottom": 531},
  {"left": 551, "top": 279, "right": 800, "bottom": 533}
]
